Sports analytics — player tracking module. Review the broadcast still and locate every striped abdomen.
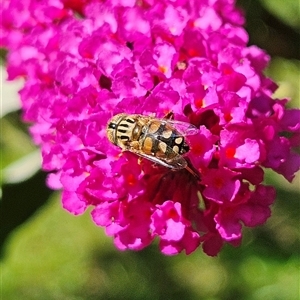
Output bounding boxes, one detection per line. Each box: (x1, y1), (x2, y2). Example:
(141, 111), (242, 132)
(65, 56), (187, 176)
(141, 120), (189, 159)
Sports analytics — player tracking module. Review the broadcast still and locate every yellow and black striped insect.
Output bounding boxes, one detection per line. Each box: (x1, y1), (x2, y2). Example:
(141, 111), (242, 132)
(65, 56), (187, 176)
(106, 113), (198, 173)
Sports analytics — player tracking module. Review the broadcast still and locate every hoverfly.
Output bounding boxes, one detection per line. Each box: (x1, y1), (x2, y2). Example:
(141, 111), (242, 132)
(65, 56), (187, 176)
(106, 113), (199, 177)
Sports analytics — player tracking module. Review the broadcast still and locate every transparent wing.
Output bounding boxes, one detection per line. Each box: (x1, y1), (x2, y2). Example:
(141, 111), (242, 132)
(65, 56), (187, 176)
(126, 148), (187, 170)
(154, 119), (198, 137)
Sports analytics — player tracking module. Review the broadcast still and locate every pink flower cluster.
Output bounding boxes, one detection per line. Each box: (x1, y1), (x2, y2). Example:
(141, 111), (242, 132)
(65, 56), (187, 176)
(1, 0), (299, 255)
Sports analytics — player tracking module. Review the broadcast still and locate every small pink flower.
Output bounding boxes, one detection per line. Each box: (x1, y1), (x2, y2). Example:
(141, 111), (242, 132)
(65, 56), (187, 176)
(202, 168), (241, 203)
(151, 201), (201, 255)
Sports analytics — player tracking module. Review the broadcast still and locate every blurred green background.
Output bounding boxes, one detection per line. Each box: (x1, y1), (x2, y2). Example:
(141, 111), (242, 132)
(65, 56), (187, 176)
(1, 0), (299, 299)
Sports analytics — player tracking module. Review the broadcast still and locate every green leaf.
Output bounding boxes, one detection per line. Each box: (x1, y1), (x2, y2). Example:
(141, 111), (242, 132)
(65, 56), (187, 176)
(266, 57), (300, 108)
(261, 0), (300, 31)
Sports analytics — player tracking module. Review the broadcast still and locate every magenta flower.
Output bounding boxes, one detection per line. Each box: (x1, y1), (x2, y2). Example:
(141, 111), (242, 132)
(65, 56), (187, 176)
(1, 0), (299, 256)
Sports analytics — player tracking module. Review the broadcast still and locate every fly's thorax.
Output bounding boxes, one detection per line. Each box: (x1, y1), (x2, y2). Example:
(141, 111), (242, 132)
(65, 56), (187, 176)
(107, 113), (126, 146)
(107, 114), (148, 150)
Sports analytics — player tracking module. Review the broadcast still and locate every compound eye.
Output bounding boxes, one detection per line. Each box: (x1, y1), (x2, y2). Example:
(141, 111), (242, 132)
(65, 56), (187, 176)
(108, 123), (116, 129)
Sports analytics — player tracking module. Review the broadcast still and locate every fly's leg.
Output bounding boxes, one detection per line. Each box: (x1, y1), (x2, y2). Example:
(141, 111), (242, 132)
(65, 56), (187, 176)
(163, 111), (174, 120)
